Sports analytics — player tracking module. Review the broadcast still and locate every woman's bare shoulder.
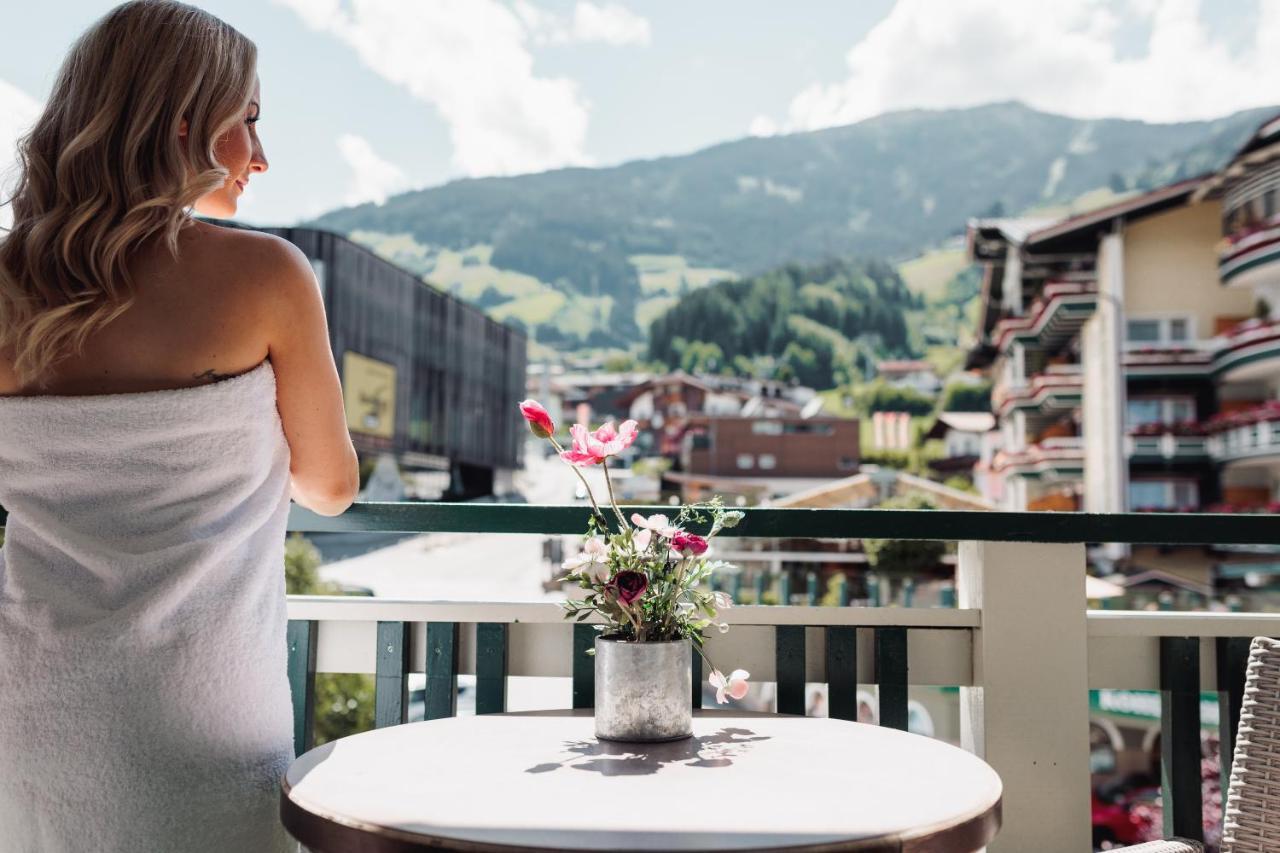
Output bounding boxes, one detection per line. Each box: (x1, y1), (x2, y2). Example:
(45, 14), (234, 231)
(184, 221), (313, 283)
(180, 222), (319, 316)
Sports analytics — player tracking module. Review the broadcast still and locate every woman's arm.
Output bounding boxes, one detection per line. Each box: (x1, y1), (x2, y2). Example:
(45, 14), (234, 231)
(261, 236), (359, 516)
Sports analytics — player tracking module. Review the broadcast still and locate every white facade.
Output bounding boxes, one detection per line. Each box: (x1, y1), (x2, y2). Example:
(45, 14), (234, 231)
(1082, 232), (1129, 516)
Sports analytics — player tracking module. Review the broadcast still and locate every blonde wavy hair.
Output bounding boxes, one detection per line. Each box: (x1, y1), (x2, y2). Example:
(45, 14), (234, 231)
(0, 0), (257, 387)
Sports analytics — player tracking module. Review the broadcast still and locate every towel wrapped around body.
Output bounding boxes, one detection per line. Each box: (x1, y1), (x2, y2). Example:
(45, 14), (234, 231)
(0, 360), (296, 853)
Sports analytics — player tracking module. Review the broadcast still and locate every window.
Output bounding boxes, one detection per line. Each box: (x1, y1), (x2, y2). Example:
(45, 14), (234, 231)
(755, 420), (834, 436)
(1126, 316), (1194, 346)
(757, 454), (777, 470)
(784, 423), (834, 436)
(1126, 320), (1161, 343)
(736, 454), (754, 470)
(1126, 399), (1162, 428)
(1172, 481), (1199, 507)
(1128, 479), (1199, 510)
(1126, 397), (1196, 429)
(1169, 398), (1195, 422)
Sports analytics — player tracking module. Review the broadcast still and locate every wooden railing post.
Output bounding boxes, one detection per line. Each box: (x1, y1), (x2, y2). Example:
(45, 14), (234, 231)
(958, 540), (1090, 852)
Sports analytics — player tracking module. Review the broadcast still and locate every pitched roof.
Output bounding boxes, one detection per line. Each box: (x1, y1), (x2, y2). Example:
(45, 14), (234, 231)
(1023, 176), (1206, 250)
(771, 470), (993, 511)
(877, 359), (935, 374)
(1192, 112), (1280, 202)
(924, 411), (996, 440)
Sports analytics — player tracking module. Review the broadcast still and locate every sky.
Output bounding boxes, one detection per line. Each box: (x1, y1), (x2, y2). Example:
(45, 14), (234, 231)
(1, 0), (1278, 226)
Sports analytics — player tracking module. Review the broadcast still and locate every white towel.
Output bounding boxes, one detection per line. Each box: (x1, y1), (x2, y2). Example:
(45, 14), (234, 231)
(0, 360), (296, 853)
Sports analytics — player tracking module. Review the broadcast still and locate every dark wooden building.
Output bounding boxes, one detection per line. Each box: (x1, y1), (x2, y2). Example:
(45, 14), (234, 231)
(265, 228), (527, 498)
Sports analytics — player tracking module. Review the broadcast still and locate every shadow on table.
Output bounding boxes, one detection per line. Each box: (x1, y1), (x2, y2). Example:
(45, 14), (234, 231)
(524, 727), (770, 776)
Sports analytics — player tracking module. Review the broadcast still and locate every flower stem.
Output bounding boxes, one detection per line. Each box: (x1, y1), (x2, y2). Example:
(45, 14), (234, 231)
(548, 435), (608, 529)
(693, 639), (719, 681)
(601, 460), (631, 530)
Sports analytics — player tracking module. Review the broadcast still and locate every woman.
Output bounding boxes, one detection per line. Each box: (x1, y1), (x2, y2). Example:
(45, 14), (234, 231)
(0, 2), (358, 850)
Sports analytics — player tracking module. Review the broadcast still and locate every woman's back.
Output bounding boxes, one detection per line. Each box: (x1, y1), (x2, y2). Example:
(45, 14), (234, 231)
(0, 4), (358, 849)
(2, 223), (283, 397)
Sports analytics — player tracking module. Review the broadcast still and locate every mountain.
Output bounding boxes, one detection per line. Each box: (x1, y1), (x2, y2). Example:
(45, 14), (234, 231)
(310, 101), (1275, 347)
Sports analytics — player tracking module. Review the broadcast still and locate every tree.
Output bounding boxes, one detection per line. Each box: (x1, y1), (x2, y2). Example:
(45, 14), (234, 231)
(853, 381), (935, 416)
(978, 200), (1005, 218)
(647, 258), (922, 389)
(603, 352), (637, 372)
(679, 340), (724, 374)
(938, 380), (992, 412)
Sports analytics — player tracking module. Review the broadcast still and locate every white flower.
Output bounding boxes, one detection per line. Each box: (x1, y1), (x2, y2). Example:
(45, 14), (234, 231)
(713, 591), (734, 610)
(562, 537), (609, 582)
(632, 528), (653, 552)
(631, 512), (681, 539)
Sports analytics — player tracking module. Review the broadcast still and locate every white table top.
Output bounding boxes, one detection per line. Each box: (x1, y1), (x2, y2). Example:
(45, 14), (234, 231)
(282, 710), (1002, 853)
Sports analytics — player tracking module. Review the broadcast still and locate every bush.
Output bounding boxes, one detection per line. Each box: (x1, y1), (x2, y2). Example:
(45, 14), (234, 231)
(943, 475), (976, 494)
(285, 533), (342, 596)
(862, 494), (947, 575)
(314, 673), (375, 746)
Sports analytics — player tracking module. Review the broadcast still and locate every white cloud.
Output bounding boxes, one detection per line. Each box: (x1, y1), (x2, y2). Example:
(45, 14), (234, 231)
(570, 2), (650, 46)
(761, 0), (1280, 134)
(337, 133), (407, 206)
(0, 79), (41, 228)
(514, 0), (650, 46)
(274, 0), (592, 177)
(748, 115), (779, 138)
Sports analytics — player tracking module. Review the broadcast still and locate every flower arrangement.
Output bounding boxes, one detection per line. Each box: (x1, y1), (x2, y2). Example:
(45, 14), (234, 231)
(1127, 420), (1207, 437)
(519, 400), (750, 704)
(1205, 400), (1280, 433)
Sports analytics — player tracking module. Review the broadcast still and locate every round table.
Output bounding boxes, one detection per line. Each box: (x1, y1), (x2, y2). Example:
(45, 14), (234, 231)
(281, 710), (1002, 853)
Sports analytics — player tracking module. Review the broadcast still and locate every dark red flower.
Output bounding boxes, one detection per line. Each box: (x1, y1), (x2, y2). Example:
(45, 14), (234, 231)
(613, 570), (648, 605)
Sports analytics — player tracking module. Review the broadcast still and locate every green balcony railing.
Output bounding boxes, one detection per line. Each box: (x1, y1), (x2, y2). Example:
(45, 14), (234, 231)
(280, 502), (1280, 852)
(5, 502), (1279, 852)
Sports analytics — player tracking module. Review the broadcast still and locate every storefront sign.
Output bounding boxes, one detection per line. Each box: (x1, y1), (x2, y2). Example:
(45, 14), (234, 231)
(1092, 689), (1219, 728)
(343, 351), (397, 438)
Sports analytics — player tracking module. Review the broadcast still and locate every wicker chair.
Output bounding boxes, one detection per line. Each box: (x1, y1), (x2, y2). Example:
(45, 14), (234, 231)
(1115, 636), (1280, 853)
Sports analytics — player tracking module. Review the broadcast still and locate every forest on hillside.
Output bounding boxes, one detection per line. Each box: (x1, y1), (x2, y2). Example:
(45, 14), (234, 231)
(647, 258), (921, 389)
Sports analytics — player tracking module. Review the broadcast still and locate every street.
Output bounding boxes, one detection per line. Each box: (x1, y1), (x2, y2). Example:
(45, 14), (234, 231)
(317, 440), (611, 601)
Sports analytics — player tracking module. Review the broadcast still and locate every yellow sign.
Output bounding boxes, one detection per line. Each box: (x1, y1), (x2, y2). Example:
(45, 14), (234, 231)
(343, 352), (396, 438)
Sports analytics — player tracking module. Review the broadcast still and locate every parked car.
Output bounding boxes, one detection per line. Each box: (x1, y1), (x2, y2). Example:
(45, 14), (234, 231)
(1091, 778), (1158, 849)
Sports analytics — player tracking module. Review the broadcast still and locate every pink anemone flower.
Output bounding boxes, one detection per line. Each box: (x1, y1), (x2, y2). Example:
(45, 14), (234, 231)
(559, 420), (639, 466)
(631, 513), (680, 539)
(709, 669), (750, 704)
(518, 400), (555, 439)
(561, 538), (609, 583)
